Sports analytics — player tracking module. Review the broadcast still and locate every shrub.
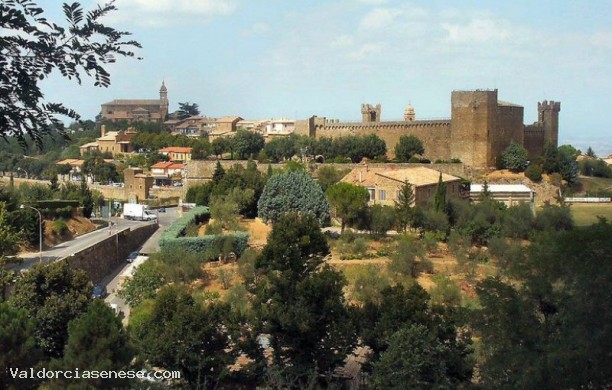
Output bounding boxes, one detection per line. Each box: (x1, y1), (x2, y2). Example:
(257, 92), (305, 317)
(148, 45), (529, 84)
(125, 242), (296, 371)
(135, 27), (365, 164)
(525, 164), (543, 182)
(51, 219), (68, 235)
(369, 204), (396, 237)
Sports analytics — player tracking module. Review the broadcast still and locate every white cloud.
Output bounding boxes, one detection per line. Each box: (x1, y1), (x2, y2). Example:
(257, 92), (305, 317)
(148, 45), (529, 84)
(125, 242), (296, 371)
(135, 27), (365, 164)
(330, 34), (354, 48)
(360, 7), (403, 30)
(351, 42), (386, 59)
(590, 31), (612, 48)
(108, 0), (236, 26)
(442, 18), (513, 44)
(242, 22), (271, 36)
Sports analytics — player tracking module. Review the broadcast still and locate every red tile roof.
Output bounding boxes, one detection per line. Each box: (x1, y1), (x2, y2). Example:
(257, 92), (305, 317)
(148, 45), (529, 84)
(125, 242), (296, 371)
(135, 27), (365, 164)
(158, 147), (192, 153)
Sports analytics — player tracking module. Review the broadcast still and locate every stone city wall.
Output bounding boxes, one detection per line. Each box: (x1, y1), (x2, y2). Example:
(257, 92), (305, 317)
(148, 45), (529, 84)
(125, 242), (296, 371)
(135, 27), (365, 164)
(64, 223), (158, 284)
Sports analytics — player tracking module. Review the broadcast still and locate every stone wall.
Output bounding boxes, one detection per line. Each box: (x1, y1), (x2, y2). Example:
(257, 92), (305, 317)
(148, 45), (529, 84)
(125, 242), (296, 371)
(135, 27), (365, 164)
(492, 105), (525, 162)
(524, 125), (546, 159)
(315, 120), (452, 160)
(64, 223), (158, 284)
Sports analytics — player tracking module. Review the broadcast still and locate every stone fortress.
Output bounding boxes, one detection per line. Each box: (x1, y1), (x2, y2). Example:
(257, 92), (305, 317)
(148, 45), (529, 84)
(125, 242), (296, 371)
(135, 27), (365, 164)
(294, 89), (560, 168)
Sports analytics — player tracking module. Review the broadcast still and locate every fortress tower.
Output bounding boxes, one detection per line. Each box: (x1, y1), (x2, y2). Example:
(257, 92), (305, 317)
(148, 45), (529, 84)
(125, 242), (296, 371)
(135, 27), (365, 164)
(538, 100), (560, 147)
(361, 103), (381, 123)
(450, 90), (499, 167)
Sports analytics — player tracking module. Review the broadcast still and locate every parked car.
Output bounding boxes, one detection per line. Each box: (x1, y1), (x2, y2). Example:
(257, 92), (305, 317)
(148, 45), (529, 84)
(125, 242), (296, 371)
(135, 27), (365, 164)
(158, 207), (166, 213)
(127, 251), (139, 263)
(92, 284), (107, 299)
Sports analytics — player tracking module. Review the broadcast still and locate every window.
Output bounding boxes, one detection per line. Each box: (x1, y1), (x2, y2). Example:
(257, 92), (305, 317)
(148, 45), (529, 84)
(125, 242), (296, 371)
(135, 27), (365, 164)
(368, 188), (375, 201)
(379, 190), (386, 201)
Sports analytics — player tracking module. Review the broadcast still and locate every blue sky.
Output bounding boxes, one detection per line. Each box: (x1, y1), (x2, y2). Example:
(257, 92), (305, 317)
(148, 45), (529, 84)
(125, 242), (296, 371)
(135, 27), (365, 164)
(41, 0), (612, 154)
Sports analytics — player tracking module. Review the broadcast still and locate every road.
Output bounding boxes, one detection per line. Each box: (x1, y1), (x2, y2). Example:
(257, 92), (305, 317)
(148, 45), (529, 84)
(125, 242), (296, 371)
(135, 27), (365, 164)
(102, 207), (181, 324)
(14, 217), (151, 272)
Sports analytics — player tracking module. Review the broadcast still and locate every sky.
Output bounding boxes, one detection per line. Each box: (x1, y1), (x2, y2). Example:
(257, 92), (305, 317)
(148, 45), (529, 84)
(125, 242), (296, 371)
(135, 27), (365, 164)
(41, 0), (612, 155)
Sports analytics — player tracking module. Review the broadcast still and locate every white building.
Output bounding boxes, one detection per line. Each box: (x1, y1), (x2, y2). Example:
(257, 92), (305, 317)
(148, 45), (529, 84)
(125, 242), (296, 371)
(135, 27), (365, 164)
(470, 184), (535, 208)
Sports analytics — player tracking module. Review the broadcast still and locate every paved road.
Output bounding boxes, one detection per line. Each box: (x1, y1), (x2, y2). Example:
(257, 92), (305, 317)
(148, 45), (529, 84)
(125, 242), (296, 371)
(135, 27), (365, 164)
(14, 217), (151, 272)
(102, 207), (181, 324)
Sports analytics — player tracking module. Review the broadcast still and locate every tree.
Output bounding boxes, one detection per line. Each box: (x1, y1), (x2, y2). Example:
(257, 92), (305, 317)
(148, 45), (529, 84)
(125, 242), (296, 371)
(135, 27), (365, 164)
(433, 172), (447, 212)
(388, 236), (429, 279)
(586, 146), (596, 157)
(371, 324), (458, 390)
(263, 136), (297, 162)
(557, 148), (579, 184)
(524, 163), (543, 182)
(251, 214), (355, 385)
(0, 302), (44, 389)
(258, 170), (330, 225)
(326, 182), (369, 233)
(394, 135), (425, 162)
(500, 141), (529, 172)
(542, 143), (559, 173)
(369, 204), (396, 237)
(395, 180), (415, 232)
(211, 137), (230, 159)
(232, 129), (265, 160)
(0, 2), (140, 146)
(50, 299), (133, 389)
(316, 166), (349, 192)
(118, 259), (165, 306)
(131, 285), (232, 388)
(9, 261), (92, 357)
(80, 179), (94, 218)
(212, 160), (225, 183)
(176, 102), (200, 120)
(0, 202), (24, 295)
(473, 220), (612, 389)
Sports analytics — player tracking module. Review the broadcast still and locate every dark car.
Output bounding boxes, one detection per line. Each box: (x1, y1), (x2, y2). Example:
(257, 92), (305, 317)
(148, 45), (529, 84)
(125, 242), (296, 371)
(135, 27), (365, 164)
(92, 284), (107, 299)
(158, 207), (166, 213)
(127, 251), (139, 263)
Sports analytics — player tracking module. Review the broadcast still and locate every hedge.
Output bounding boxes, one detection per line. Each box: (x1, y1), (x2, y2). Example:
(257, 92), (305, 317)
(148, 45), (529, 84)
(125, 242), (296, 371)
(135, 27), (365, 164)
(35, 200), (80, 209)
(159, 206), (249, 258)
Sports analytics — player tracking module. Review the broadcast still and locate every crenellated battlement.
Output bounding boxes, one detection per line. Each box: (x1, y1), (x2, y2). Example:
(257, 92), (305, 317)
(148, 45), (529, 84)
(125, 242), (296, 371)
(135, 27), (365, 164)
(538, 100), (561, 112)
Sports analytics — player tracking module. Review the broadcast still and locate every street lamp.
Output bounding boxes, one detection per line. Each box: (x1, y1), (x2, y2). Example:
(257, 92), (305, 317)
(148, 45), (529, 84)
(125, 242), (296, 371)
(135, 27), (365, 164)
(20, 205), (43, 263)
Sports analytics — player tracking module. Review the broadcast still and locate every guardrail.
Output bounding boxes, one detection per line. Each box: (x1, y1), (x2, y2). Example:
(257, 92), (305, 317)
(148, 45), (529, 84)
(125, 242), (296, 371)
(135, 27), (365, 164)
(565, 197), (611, 203)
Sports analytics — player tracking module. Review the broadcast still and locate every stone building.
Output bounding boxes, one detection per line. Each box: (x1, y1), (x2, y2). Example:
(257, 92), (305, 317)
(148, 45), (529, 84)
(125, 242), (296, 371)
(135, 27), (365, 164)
(124, 167), (154, 203)
(100, 82), (169, 123)
(96, 126), (136, 156)
(295, 89), (559, 168)
(341, 165), (463, 207)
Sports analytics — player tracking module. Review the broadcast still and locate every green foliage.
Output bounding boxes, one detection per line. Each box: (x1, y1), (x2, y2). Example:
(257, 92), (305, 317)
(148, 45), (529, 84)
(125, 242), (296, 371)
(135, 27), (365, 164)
(159, 206), (249, 258)
(542, 143), (560, 173)
(0, 1), (140, 144)
(534, 203), (574, 232)
(474, 220), (612, 389)
(232, 129), (265, 160)
(176, 102), (200, 119)
(51, 219), (68, 235)
(130, 285), (232, 388)
(316, 165), (350, 192)
(524, 163), (543, 181)
(212, 160), (225, 183)
(369, 204), (396, 237)
(9, 262), (92, 357)
(217, 269), (234, 290)
(394, 135), (425, 162)
(429, 275), (462, 307)
(263, 135), (298, 162)
(394, 180), (415, 232)
(351, 265), (390, 304)
(118, 260), (165, 307)
(500, 141), (529, 172)
(258, 170), (330, 225)
(251, 213), (355, 384)
(356, 284), (473, 387)
(0, 302), (43, 389)
(50, 299), (133, 389)
(422, 208), (450, 237)
(433, 173), (447, 212)
(579, 158), (612, 178)
(389, 236), (430, 279)
(80, 179), (94, 218)
(326, 182), (369, 233)
(502, 202), (534, 239)
(371, 324), (460, 389)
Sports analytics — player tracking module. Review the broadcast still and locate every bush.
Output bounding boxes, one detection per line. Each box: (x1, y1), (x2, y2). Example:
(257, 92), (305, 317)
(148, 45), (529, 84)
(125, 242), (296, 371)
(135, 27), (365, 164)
(159, 206), (249, 259)
(525, 164), (543, 182)
(369, 205), (396, 237)
(51, 219), (68, 235)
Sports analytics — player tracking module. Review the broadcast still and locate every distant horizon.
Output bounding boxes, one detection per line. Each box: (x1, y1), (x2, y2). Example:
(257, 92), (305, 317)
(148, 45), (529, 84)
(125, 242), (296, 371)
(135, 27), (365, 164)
(38, 0), (610, 155)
